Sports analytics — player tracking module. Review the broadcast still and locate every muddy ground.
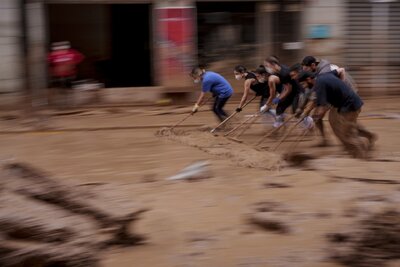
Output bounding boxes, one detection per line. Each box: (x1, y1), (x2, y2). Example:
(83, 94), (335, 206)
(0, 97), (399, 267)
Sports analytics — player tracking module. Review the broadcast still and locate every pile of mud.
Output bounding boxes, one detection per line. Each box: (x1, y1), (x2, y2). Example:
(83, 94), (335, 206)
(327, 209), (400, 267)
(0, 163), (147, 267)
(247, 201), (292, 234)
(159, 129), (283, 170)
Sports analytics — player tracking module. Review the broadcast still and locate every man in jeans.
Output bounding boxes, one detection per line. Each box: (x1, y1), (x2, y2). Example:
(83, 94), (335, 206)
(297, 70), (377, 159)
(190, 67), (233, 122)
(263, 57), (300, 128)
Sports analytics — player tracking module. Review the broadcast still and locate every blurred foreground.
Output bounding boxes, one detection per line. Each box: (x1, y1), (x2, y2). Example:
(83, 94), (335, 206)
(0, 97), (399, 267)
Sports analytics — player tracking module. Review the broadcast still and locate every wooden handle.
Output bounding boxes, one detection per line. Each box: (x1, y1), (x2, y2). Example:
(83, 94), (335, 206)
(210, 95), (257, 133)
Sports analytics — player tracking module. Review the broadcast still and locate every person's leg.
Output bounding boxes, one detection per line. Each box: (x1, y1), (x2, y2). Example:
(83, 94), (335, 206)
(314, 118), (329, 146)
(353, 109), (377, 149)
(218, 96), (229, 118)
(213, 96), (229, 122)
(275, 96), (293, 127)
(329, 108), (367, 158)
(212, 97), (221, 121)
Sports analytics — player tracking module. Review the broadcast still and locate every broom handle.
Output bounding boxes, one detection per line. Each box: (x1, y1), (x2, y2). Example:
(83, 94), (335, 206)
(235, 112), (260, 138)
(170, 96), (212, 130)
(254, 114), (295, 146)
(210, 95), (257, 133)
(224, 111), (259, 137)
(285, 128), (310, 154)
(272, 117), (305, 151)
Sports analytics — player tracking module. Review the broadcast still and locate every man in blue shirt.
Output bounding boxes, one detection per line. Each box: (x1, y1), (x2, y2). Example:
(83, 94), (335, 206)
(298, 70), (376, 158)
(190, 67), (234, 122)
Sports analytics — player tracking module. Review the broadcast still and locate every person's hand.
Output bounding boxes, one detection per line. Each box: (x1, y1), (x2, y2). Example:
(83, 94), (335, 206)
(311, 114), (321, 122)
(235, 107), (242, 113)
(302, 116), (315, 129)
(260, 104), (269, 113)
(192, 103), (199, 113)
(272, 98), (280, 105)
(295, 108), (303, 118)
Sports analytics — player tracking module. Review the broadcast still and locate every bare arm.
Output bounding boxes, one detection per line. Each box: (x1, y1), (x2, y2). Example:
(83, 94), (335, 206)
(302, 100), (316, 117)
(335, 67), (346, 81)
(277, 83), (292, 101)
(238, 79), (254, 108)
(267, 75), (279, 106)
(313, 105), (330, 120)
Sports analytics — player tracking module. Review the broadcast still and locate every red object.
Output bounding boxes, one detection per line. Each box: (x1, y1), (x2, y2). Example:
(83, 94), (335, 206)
(155, 7), (195, 85)
(48, 49), (84, 78)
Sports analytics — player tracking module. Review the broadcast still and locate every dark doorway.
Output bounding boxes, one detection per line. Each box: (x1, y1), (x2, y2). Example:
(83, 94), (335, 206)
(196, 2), (256, 67)
(47, 4), (152, 87)
(110, 4), (151, 87)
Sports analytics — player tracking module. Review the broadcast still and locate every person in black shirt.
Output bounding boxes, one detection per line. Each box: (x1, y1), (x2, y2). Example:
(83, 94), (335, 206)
(234, 65), (273, 112)
(298, 70), (377, 158)
(264, 56), (301, 128)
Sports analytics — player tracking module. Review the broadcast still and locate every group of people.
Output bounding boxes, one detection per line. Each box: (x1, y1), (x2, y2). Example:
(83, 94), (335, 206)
(190, 56), (377, 159)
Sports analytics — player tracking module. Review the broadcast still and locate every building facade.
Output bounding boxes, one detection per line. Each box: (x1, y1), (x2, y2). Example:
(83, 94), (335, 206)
(0, 0), (399, 101)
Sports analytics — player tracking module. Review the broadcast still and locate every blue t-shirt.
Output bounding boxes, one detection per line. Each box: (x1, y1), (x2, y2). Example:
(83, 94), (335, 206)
(201, 71), (233, 98)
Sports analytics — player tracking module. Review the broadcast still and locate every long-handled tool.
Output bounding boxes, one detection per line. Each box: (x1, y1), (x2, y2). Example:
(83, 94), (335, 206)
(157, 97), (212, 136)
(210, 95), (257, 134)
(282, 126), (316, 166)
(253, 114), (295, 146)
(168, 112), (193, 131)
(169, 96), (212, 131)
(285, 127), (310, 154)
(271, 117), (305, 151)
(224, 111), (260, 137)
(225, 113), (260, 143)
(235, 108), (277, 139)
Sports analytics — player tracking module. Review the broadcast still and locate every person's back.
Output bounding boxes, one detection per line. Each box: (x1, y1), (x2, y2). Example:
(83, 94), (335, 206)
(315, 71), (363, 113)
(48, 42), (84, 78)
(245, 72), (269, 97)
(279, 65), (301, 93)
(202, 71), (233, 98)
(191, 67), (233, 123)
(315, 59), (332, 75)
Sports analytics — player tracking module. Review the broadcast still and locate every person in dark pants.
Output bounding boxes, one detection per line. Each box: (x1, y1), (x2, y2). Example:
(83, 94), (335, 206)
(301, 55), (361, 146)
(264, 56), (300, 128)
(297, 70), (377, 159)
(190, 67), (233, 122)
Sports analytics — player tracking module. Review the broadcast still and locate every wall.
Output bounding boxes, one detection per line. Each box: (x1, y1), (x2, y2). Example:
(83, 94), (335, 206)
(0, 0), (24, 93)
(302, 0), (346, 66)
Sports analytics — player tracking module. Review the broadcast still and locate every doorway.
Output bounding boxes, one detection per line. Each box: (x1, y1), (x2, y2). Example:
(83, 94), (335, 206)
(47, 4), (152, 87)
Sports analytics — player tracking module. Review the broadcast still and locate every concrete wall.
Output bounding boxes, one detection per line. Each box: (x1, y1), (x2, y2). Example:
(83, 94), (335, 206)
(0, 0), (24, 93)
(302, 0), (346, 66)
(26, 2), (47, 103)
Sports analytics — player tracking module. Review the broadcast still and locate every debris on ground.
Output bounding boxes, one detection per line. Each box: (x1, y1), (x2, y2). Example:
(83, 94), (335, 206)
(0, 163), (147, 267)
(327, 209), (400, 267)
(247, 202), (291, 234)
(283, 151), (316, 167)
(167, 161), (212, 181)
(160, 130), (283, 170)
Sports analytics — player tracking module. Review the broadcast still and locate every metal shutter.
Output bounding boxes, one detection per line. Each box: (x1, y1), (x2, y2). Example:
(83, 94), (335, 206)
(345, 0), (400, 95)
